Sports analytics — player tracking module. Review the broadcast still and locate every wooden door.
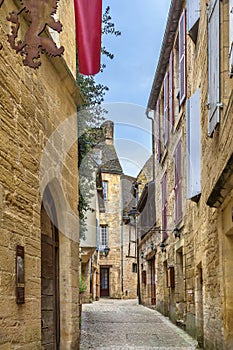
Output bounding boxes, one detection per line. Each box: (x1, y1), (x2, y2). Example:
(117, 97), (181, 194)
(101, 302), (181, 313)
(100, 268), (109, 297)
(151, 257), (156, 305)
(41, 204), (60, 349)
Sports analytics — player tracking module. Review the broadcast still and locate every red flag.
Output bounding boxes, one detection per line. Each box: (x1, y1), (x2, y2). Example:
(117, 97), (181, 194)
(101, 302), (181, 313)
(74, 0), (102, 75)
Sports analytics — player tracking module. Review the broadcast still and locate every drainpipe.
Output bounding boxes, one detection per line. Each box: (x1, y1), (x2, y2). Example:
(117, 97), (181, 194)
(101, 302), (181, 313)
(145, 108), (155, 181)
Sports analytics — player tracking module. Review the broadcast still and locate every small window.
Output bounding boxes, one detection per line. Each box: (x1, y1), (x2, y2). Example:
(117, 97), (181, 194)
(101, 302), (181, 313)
(103, 181), (108, 202)
(132, 263), (137, 273)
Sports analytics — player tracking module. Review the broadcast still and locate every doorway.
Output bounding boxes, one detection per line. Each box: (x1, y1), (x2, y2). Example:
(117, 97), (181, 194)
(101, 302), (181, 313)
(150, 257), (156, 305)
(41, 188), (60, 349)
(100, 267), (110, 297)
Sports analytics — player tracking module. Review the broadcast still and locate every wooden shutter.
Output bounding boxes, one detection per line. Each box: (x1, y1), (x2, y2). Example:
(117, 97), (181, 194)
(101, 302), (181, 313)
(161, 173), (168, 240)
(187, 0), (200, 42)
(164, 72), (169, 145)
(230, 0), (233, 77)
(157, 100), (161, 162)
(208, 0), (220, 136)
(167, 267), (175, 288)
(174, 141), (182, 223)
(186, 90), (201, 200)
(179, 9), (186, 105)
(169, 51), (174, 130)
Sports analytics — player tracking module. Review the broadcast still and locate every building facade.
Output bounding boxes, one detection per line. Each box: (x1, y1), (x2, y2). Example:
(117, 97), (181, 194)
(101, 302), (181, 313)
(145, 0), (233, 349)
(0, 1), (82, 349)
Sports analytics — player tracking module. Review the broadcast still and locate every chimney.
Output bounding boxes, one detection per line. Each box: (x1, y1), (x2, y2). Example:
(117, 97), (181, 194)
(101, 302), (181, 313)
(102, 120), (114, 145)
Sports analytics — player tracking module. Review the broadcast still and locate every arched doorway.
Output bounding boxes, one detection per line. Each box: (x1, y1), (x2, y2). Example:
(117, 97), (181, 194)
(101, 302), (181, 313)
(41, 187), (60, 349)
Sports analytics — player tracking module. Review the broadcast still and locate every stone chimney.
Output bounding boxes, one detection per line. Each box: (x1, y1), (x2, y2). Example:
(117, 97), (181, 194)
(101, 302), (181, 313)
(102, 120), (114, 145)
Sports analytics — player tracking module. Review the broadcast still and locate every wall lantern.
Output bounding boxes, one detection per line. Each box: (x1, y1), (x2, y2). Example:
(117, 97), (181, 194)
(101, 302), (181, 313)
(160, 242), (167, 253)
(140, 251), (144, 259)
(173, 227), (180, 238)
(104, 246), (110, 257)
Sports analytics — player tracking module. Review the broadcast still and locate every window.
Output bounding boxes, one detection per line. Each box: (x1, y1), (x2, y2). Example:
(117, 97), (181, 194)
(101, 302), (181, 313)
(207, 0), (220, 136)
(156, 100), (161, 162)
(103, 181), (108, 202)
(164, 72), (169, 146)
(229, 0), (233, 77)
(174, 141), (182, 223)
(187, 0), (200, 43)
(132, 263), (137, 273)
(169, 51), (175, 130)
(186, 89), (201, 200)
(100, 225), (108, 251)
(179, 9), (186, 105)
(161, 172), (168, 240)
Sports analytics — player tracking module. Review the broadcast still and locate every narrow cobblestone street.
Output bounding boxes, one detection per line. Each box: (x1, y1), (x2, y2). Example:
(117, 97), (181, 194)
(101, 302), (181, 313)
(80, 299), (199, 349)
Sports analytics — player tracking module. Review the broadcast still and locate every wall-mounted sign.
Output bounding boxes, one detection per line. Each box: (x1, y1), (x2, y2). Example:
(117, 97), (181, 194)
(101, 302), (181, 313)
(0, 0), (64, 68)
(16, 245), (25, 304)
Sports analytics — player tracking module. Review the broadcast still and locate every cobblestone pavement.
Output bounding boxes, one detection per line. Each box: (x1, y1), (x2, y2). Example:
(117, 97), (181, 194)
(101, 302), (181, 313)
(80, 299), (200, 350)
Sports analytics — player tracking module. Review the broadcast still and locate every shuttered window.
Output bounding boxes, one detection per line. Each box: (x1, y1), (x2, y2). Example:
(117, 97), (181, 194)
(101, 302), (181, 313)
(229, 0), (233, 77)
(208, 0), (220, 136)
(186, 89), (201, 200)
(103, 181), (108, 201)
(187, 0), (200, 42)
(164, 72), (169, 145)
(157, 100), (161, 162)
(179, 9), (186, 105)
(161, 173), (168, 240)
(174, 141), (182, 223)
(169, 51), (174, 130)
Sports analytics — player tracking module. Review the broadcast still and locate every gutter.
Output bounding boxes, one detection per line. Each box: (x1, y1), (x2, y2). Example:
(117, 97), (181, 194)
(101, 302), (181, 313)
(147, 0), (184, 110)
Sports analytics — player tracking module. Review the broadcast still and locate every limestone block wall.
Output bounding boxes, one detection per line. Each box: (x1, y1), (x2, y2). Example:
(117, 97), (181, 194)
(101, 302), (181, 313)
(122, 224), (137, 299)
(99, 173), (122, 298)
(0, 1), (81, 348)
(149, 1), (233, 349)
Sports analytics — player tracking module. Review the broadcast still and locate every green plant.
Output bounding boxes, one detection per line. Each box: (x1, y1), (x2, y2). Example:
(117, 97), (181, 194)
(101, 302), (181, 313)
(79, 277), (87, 294)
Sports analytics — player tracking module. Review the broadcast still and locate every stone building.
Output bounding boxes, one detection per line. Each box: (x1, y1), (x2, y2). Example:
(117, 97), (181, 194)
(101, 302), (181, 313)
(0, 1), (82, 349)
(145, 0), (233, 349)
(96, 121), (137, 299)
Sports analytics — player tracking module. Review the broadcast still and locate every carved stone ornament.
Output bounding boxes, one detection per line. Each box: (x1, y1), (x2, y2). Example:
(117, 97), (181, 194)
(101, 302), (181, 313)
(0, 0), (64, 68)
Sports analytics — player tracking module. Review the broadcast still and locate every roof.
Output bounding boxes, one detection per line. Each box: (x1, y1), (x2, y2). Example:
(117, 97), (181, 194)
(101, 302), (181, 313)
(121, 175), (136, 214)
(97, 142), (123, 174)
(147, 0), (184, 110)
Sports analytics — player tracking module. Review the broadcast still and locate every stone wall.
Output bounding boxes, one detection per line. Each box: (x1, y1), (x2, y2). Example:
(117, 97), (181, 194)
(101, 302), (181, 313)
(146, 0), (233, 349)
(0, 1), (82, 348)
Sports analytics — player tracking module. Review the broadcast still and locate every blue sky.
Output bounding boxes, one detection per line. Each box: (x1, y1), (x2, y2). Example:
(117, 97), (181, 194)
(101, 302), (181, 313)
(95, 0), (171, 176)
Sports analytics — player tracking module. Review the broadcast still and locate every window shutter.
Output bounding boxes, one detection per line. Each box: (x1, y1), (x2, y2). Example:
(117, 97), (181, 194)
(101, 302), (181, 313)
(96, 219), (99, 250)
(169, 51), (174, 130)
(174, 141), (182, 223)
(186, 89), (201, 200)
(187, 0), (200, 42)
(161, 173), (168, 240)
(229, 0), (233, 77)
(179, 9), (186, 105)
(157, 100), (161, 162)
(208, 0), (220, 136)
(164, 72), (169, 145)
